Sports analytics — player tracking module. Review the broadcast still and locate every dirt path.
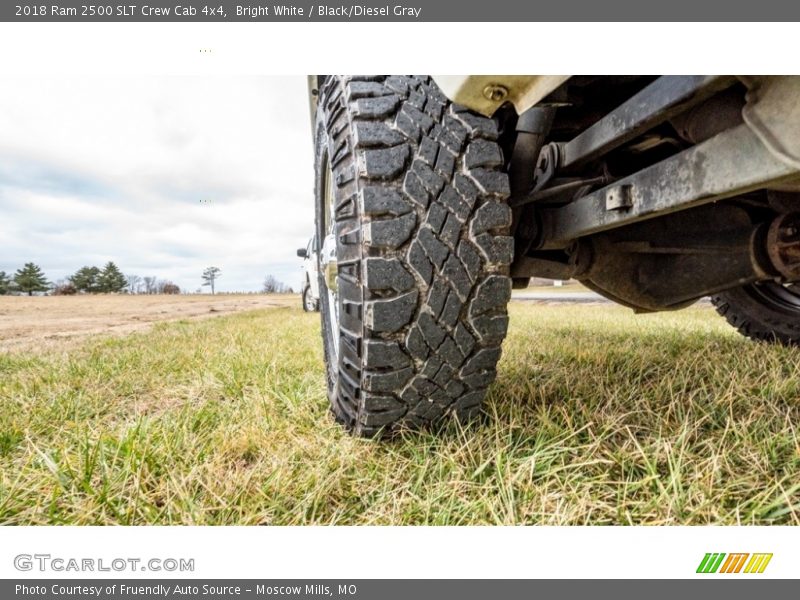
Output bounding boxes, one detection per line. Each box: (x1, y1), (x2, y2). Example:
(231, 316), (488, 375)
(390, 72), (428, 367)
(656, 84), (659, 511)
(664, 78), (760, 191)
(0, 294), (296, 352)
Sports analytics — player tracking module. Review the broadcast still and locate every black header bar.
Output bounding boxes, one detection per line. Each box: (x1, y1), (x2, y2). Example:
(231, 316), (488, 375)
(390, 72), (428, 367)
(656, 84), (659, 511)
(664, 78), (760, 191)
(4, 0), (800, 21)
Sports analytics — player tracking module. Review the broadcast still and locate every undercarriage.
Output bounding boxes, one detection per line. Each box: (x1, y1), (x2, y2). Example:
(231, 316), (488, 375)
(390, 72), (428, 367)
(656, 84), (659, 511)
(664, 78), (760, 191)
(472, 75), (800, 314)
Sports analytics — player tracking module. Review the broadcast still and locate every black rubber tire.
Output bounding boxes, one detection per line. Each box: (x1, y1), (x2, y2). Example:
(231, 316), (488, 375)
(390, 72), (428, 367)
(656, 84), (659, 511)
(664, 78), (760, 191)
(302, 284), (318, 313)
(712, 283), (800, 345)
(314, 75), (513, 437)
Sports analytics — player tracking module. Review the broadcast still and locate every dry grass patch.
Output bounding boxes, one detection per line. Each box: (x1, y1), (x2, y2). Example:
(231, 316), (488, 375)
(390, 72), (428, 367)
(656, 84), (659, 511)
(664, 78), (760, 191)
(1, 303), (798, 524)
(0, 294), (294, 352)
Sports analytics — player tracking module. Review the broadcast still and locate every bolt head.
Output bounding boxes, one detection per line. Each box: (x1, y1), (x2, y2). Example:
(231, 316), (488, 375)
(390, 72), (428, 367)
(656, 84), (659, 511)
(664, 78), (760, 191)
(483, 84), (509, 103)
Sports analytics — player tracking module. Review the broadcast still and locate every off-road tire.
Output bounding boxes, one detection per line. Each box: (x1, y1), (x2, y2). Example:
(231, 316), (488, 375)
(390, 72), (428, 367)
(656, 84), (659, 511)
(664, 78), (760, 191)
(302, 284), (318, 312)
(314, 75), (513, 437)
(712, 283), (800, 345)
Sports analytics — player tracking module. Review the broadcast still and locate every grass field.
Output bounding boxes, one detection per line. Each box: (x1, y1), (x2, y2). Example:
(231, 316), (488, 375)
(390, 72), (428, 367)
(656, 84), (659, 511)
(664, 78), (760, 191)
(1, 299), (799, 525)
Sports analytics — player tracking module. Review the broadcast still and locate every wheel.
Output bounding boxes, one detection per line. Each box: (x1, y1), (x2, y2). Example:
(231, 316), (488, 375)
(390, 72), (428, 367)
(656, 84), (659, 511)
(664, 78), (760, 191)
(712, 282), (800, 344)
(314, 75), (514, 437)
(302, 284), (319, 312)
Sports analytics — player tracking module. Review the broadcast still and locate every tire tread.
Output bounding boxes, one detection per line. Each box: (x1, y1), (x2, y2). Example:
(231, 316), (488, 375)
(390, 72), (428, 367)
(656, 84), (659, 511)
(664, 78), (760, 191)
(317, 75), (512, 436)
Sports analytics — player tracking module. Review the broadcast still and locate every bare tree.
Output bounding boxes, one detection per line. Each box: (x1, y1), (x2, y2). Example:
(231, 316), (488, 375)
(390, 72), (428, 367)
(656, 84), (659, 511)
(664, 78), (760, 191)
(262, 274), (278, 293)
(126, 274), (142, 294)
(263, 274), (290, 293)
(202, 266), (221, 294)
(143, 276), (157, 295)
(158, 280), (180, 295)
(52, 280), (77, 295)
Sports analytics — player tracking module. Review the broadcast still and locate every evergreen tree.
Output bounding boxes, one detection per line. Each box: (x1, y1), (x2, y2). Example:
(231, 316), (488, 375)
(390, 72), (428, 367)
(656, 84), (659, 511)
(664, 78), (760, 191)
(98, 261), (127, 293)
(0, 271), (10, 295)
(70, 266), (101, 293)
(13, 262), (50, 296)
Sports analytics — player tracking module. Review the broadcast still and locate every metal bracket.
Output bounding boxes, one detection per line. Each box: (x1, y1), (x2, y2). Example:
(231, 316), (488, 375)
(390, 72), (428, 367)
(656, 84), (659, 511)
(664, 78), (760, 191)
(605, 185), (633, 211)
(539, 125), (800, 249)
(531, 143), (560, 193)
(559, 75), (736, 169)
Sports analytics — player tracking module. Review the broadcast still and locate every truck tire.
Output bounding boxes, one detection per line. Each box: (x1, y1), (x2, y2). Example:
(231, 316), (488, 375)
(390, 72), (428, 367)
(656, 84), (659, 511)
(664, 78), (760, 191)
(313, 75), (513, 437)
(302, 284), (318, 312)
(712, 282), (800, 345)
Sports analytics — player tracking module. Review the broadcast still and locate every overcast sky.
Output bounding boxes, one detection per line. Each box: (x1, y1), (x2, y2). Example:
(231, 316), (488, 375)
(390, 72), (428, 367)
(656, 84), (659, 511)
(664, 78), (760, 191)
(0, 76), (315, 293)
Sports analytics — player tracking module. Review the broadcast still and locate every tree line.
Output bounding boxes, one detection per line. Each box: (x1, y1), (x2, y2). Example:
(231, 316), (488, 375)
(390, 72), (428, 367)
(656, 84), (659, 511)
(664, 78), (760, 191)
(0, 262), (181, 296)
(0, 262), (296, 296)
(201, 267), (294, 294)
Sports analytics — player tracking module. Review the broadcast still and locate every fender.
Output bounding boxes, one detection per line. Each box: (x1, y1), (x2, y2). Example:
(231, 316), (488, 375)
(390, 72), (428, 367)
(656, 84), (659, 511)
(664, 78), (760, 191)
(432, 75), (570, 116)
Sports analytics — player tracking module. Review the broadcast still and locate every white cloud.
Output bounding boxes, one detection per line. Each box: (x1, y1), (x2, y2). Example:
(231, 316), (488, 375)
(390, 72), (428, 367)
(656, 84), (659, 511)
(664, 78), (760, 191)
(0, 75), (316, 292)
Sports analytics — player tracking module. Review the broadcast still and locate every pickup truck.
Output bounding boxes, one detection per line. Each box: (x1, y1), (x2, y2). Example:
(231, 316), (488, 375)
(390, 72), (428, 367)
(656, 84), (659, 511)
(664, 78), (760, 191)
(297, 235), (320, 312)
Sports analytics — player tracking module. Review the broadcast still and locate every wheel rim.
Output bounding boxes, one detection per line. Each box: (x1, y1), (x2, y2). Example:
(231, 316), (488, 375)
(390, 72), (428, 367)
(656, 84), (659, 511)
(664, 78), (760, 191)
(748, 281), (800, 313)
(304, 288), (316, 311)
(320, 157), (339, 360)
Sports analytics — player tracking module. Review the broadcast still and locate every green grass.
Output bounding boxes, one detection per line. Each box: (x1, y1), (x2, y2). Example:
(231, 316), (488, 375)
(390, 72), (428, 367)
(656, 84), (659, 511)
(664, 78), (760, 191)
(1, 303), (799, 525)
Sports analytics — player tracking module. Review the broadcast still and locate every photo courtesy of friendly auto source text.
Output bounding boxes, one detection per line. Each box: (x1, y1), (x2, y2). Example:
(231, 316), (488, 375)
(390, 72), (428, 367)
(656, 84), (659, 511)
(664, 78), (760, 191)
(0, 0), (799, 595)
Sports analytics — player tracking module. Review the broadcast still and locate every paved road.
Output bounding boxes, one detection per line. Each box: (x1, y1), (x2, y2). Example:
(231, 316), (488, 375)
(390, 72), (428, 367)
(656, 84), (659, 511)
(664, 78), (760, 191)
(512, 291), (713, 305)
(512, 291), (610, 303)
